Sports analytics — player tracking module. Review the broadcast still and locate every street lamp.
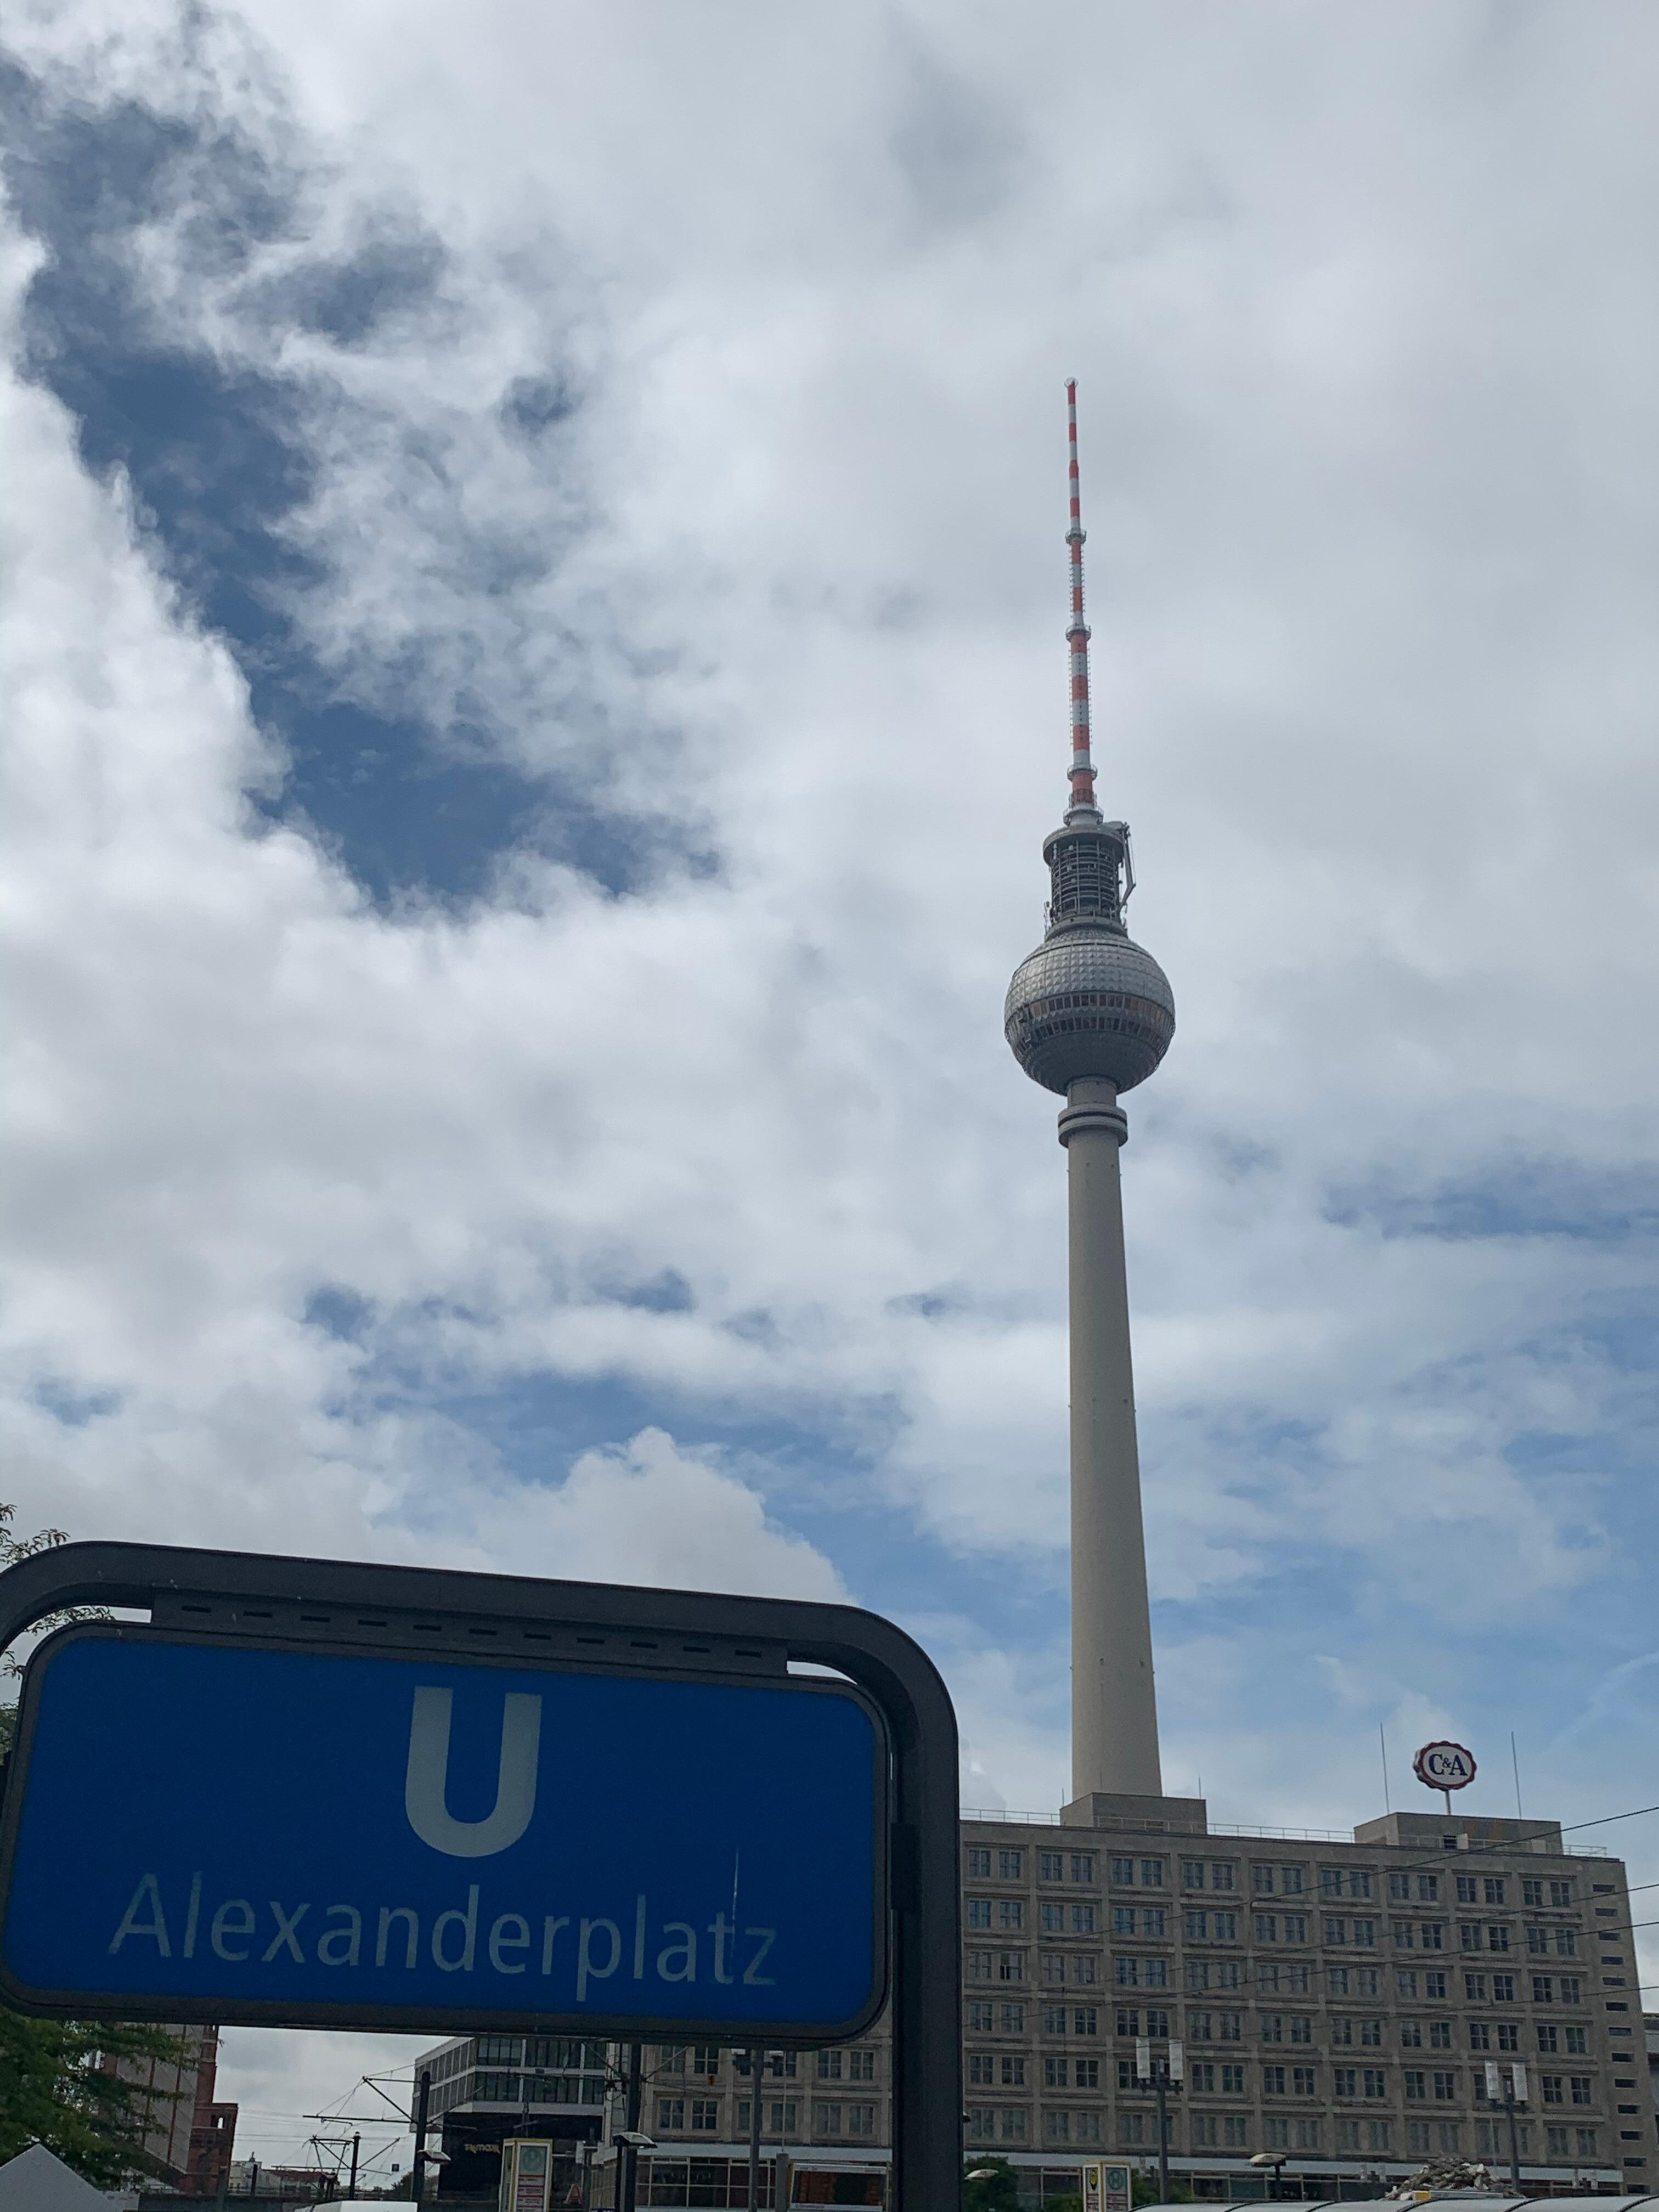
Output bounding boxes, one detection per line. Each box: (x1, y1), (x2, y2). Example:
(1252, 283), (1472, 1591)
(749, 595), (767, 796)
(1135, 2037), (1183, 2203)
(1248, 2150), (1289, 2203)
(1485, 2061), (1528, 2191)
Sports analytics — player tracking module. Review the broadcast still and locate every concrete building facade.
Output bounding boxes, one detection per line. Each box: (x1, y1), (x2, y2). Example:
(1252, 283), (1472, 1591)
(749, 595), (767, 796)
(607, 1804), (1652, 2205)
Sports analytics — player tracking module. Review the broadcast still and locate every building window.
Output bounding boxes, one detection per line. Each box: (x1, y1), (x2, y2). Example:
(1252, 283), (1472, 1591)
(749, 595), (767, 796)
(690, 2102), (718, 2132)
(1404, 2072), (1426, 2101)
(1192, 2116), (1219, 2147)
(1073, 1854), (1097, 1883)
(967, 2002), (993, 2034)
(967, 1848), (992, 1878)
(847, 2050), (874, 2082)
(999, 2109), (1026, 2142)
(1181, 1861), (1206, 1891)
(1073, 1956), (1100, 1987)
(1570, 2078), (1594, 2106)
(998, 1900), (1024, 1931)
(815, 2103), (842, 2135)
(1255, 1915), (1277, 1943)
(1263, 2067), (1286, 2096)
(1433, 2072), (1457, 2102)
(968, 2056), (995, 2087)
(1142, 1859), (1166, 1888)
(967, 1900), (992, 1929)
(1073, 2007), (1098, 2035)
(968, 1950), (993, 1982)
(1042, 1953), (1066, 1987)
(1542, 2076), (1565, 2105)
(657, 2100), (685, 2130)
(1551, 1881), (1573, 1906)
(966, 2107), (995, 2141)
(1222, 2063), (1245, 2094)
(1363, 2070), (1387, 2100)
(1041, 1904), (1064, 1933)
(1046, 2111), (1071, 2144)
(1000, 2004), (1024, 2035)
(1401, 2021), (1422, 2047)
(848, 2106), (874, 2136)
(999, 1850), (1023, 1881)
(1566, 2026), (1587, 2054)
(1223, 2117), (1250, 2148)
(1113, 1857), (1137, 1886)
(1334, 2068), (1357, 2098)
(1041, 1852), (1064, 1882)
(1001, 2057), (1025, 2087)
(1072, 1904), (1098, 1934)
(997, 1952), (1025, 1983)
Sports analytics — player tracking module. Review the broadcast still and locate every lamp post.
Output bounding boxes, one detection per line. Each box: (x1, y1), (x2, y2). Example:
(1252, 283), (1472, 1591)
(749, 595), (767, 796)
(1134, 2038), (1182, 2203)
(410, 2069), (432, 2203)
(1248, 2151), (1288, 2203)
(619, 2046), (644, 2212)
(1486, 2061), (1527, 2191)
(747, 2050), (764, 2210)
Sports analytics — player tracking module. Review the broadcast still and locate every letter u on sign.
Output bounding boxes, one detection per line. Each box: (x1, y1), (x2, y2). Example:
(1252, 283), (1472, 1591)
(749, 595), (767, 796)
(405, 1688), (541, 1858)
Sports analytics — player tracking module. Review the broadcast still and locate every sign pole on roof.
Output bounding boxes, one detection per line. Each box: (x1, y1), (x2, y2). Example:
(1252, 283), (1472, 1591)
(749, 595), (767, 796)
(0, 1542), (961, 2210)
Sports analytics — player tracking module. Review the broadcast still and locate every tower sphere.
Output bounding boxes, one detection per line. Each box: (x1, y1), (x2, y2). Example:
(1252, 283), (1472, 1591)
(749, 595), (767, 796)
(1004, 916), (1175, 1096)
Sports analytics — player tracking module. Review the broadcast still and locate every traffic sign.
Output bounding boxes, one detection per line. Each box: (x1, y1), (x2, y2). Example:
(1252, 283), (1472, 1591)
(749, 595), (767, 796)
(1, 1626), (884, 2038)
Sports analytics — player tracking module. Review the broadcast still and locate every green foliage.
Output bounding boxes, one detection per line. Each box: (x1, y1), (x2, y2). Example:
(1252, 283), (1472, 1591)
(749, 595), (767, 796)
(0, 2011), (189, 2186)
(1132, 2177), (1192, 2206)
(0, 1502), (161, 2187)
(0, 1502), (109, 1683)
(963, 2155), (1022, 2212)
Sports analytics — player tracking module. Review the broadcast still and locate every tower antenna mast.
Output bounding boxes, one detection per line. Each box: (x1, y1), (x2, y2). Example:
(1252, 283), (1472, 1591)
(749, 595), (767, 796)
(1064, 379), (1099, 822)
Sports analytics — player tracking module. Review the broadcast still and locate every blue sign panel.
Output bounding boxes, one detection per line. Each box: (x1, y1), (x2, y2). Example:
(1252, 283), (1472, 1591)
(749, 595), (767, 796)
(0, 1628), (886, 2038)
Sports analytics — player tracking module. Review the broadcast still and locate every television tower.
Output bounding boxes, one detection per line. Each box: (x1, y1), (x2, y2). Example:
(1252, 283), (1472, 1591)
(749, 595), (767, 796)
(1004, 381), (1175, 1802)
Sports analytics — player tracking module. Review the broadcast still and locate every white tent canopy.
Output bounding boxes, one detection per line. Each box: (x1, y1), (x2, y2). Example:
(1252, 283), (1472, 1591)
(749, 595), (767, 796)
(0, 2143), (119, 2209)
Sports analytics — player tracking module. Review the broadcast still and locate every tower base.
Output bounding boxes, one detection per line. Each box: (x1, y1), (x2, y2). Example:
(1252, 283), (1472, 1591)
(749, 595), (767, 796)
(1060, 1789), (1208, 1835)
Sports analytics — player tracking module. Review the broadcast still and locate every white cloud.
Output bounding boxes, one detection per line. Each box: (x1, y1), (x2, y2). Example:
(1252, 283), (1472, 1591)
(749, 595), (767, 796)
(5, 0), (1659, 2147)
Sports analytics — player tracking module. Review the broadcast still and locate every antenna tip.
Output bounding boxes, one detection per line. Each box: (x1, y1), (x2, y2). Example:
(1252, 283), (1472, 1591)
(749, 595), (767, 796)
(1065, 377), (1077, 397)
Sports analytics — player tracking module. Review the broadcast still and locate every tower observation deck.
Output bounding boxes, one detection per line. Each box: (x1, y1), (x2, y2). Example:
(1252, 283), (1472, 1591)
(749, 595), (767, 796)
(1004, 381), (1175, 1804)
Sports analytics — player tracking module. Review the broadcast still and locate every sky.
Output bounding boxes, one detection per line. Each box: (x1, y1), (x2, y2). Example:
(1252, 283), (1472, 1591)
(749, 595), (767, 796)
(2, 0), (1658, 2174)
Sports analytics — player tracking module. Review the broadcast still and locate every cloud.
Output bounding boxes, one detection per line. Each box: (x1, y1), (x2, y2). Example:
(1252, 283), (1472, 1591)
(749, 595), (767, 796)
(4, 0), (1659, 2148)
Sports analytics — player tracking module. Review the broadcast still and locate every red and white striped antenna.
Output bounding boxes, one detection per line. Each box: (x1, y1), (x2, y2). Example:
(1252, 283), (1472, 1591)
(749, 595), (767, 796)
(1064, 379), (1099, 820)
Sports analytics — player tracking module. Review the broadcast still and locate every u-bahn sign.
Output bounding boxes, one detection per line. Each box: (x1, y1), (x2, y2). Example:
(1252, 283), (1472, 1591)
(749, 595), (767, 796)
(4, 1628), (883, 2035)
(1413, 1740), (1476, 1792)
(0, 1543), (960, 2208)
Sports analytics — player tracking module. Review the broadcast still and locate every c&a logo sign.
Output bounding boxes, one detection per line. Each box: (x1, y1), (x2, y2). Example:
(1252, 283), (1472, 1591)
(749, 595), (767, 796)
(1413, 1740), (1476, 1791)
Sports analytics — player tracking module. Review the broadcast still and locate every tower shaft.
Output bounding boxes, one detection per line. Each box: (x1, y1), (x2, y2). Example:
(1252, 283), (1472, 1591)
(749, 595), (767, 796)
(1061, 1079), (1162, 1797)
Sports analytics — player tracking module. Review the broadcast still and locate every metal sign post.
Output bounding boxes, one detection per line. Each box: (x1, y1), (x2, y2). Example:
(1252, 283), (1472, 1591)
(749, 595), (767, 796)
(0, 1542), (960, 2210)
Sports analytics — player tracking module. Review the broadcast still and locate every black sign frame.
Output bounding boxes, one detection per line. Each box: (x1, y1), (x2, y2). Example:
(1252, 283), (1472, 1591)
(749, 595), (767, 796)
(0, 1542), (961, 2210)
